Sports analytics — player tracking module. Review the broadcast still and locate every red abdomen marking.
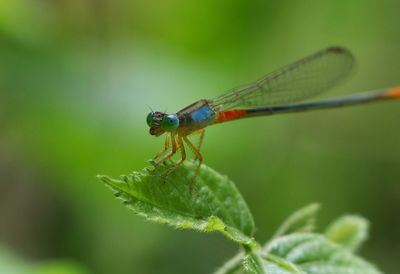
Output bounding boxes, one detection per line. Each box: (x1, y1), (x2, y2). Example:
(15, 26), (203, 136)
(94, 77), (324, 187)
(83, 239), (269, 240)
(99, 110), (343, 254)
(386, 87), (400, 98)
(214, 109), (248, 123)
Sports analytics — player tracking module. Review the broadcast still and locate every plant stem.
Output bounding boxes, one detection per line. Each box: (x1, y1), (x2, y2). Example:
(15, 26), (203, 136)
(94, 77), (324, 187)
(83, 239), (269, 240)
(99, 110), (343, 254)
(213, 252), (243, 274)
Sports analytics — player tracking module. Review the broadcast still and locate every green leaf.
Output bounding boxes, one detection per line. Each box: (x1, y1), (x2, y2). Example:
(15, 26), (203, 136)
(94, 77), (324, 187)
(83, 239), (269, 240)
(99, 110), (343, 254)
(98, 161), (256, 246)
(271, 203), (320, 239)
(216, 205), (383, 274)
(262, 253), (305, 274)
(325, 215), (369, 252)
(242, 252), (266, 274)
(264, 233), (383, 274)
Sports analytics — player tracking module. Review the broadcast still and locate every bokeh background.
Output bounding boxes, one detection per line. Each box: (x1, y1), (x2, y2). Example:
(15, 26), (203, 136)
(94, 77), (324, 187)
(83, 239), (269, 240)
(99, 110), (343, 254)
(0, 1), (399, 273)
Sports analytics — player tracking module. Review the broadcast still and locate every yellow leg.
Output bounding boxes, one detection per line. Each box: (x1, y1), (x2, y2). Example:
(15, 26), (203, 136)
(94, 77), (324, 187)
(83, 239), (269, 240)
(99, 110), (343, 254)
(176, 137), (186, 165)
(154, 133), (170, 160)
(157, 133), (179, 165)
(186, 129), (205, 160)
(196, 129), (205, 159)
(163, 136), (186, 177)
(183, 136), (203, 190)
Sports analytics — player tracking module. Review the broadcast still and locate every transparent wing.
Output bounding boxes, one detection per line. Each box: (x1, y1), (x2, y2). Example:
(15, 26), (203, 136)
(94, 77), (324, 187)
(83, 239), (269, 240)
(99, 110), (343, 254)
(209, 47), (355, 111)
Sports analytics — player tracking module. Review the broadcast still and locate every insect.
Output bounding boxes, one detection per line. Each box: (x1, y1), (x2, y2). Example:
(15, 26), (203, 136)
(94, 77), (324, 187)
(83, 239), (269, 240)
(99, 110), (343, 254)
(146, 46), (400, 185)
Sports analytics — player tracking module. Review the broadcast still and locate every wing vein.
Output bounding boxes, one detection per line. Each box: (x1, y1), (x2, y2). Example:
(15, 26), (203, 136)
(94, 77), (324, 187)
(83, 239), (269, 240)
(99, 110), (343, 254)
(210, 47), (355, 111)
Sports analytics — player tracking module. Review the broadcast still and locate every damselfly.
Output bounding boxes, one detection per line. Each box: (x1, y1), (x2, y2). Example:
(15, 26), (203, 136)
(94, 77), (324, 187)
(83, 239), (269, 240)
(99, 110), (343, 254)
(146, 47), (400, 184)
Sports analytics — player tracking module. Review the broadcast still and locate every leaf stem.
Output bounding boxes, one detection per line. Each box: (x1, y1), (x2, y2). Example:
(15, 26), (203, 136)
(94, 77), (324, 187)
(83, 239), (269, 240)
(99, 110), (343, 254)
(213, 251), (243, 274)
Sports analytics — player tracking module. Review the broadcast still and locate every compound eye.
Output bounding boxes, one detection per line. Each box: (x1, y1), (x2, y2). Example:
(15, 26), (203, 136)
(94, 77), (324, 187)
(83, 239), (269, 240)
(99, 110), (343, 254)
(146, 112), (154, 127)
(162, 114), (179, 131)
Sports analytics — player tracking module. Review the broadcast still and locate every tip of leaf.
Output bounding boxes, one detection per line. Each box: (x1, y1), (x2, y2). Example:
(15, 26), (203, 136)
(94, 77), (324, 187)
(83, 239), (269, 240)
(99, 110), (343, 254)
(270, 203), (321, 241)
(325, 214), (370, 252)
(96, 174), (115, 187)
(96, 174), (106, 181)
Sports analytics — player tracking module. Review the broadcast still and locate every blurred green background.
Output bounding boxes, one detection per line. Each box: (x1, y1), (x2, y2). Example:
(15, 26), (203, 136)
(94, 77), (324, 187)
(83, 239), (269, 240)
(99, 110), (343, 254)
(0, 1), (399, 273)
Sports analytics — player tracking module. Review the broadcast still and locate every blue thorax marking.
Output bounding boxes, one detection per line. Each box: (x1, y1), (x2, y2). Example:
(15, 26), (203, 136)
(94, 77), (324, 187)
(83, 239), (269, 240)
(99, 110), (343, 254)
(190, 104), (215, 125)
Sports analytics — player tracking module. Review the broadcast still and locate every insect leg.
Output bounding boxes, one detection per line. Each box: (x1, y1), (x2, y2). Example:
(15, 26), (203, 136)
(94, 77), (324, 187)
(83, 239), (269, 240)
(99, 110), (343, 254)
(196, 129), (205, 159)
(154, 132), (170, 160)
(183, 136), (203, 190)
(157, 133), (179, 165)
(163, 136), (186, 177)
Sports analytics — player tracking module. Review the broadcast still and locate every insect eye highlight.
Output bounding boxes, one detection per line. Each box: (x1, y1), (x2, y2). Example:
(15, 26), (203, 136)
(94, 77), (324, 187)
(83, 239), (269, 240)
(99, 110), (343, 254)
(162, 114), (179, 131)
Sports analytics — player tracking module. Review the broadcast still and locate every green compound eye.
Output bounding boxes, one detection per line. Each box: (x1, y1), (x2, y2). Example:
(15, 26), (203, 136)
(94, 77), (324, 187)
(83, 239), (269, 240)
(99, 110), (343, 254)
(146, 112), (154, 127)
(162, 114), (179, 131)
